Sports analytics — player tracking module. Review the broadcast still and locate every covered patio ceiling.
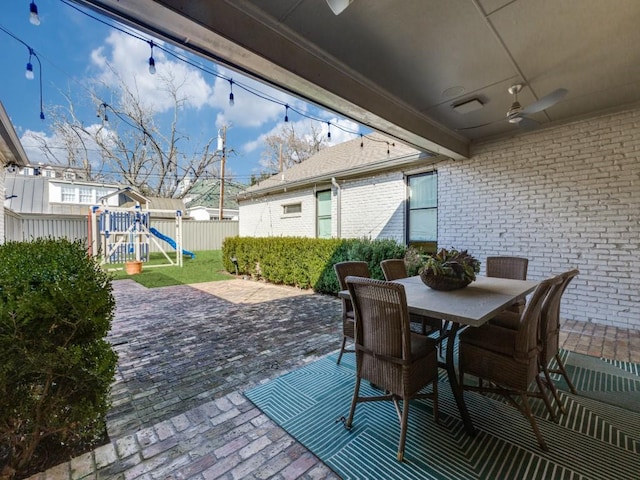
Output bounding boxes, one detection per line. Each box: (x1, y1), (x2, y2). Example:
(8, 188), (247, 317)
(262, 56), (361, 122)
(75, 0), (640, 160)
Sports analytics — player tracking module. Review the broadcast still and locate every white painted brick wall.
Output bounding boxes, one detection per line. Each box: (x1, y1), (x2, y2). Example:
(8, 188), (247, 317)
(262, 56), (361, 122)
(239, 188), (319, 237)
(339, 171), (406, 242)
(239, 171), (409, 241)
(438, 107), (640, 330)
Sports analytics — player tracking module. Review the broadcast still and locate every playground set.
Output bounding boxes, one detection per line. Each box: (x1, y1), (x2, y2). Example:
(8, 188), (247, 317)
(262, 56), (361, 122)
(88, 191), (194, 270)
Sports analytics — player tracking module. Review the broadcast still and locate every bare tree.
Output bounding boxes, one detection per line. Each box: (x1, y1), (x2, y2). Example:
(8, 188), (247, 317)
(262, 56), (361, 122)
(258, 123), (327, 176)
(32, 68), (221, 198)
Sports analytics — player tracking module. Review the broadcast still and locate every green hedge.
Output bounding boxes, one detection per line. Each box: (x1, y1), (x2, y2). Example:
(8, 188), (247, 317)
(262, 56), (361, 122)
(0, 239), (118, 476)
(222, 237), (406, 294)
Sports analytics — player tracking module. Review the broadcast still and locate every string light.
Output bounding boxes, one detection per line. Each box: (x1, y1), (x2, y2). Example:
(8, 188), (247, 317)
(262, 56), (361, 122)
(29, 1), (41, 26)
(148, 41), (156, 74)
(228, 79), (234, 106)
(25, 48), (35, 80)
(327, 122), (331, 139)
(360, 134), (363, 148)
(284, 105), (289, 123)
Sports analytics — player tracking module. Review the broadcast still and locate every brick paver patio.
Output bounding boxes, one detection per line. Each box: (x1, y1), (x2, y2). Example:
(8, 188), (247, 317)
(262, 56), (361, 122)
(27, 278), (640, 479)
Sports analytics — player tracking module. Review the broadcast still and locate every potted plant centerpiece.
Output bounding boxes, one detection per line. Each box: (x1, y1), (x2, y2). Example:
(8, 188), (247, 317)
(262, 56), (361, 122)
(418, 248), (480, 291)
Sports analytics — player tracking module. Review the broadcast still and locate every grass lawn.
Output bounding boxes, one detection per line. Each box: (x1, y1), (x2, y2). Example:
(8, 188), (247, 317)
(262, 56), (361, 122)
(108, 250), (234, 288)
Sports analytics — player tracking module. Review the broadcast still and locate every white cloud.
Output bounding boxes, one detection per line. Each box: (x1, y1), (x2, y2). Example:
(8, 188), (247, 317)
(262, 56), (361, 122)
(90, 31), (212, 112)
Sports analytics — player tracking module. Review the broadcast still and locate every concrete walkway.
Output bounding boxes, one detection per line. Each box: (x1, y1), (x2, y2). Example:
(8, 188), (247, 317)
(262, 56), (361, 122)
(27, 278), (639, 479)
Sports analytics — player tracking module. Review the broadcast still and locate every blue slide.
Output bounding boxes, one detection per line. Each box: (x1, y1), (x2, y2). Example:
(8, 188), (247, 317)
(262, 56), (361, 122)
(149, 227), (195, 259)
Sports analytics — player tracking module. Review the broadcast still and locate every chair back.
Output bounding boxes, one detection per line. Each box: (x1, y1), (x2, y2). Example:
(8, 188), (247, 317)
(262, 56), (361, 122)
(514, 276), (561, 360)
(540, 269), (579, 363)
(486, 256), (529, 280)
(334, 261), (370, 314)
(346, 276), (412, 364)
(380, 258), (408, 281)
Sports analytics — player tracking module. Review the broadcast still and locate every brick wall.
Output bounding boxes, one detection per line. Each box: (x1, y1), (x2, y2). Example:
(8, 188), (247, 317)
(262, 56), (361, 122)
(438, 106), (640, 329)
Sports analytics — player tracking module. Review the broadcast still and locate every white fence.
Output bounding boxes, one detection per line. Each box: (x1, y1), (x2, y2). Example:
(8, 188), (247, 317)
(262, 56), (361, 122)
(2, 212), (238, 251)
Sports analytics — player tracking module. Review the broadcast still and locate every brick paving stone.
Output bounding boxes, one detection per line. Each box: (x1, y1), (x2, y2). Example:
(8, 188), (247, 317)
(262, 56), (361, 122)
(27, 279), (639, 480)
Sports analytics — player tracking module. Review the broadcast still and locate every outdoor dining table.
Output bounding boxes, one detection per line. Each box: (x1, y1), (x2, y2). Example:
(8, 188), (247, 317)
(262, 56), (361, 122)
(340, 274), (539, 434)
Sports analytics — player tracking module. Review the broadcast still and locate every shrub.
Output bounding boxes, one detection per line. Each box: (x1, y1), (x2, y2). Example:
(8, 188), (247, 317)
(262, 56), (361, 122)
(0, 239), (117, 477)
(222, 236), (407, 294)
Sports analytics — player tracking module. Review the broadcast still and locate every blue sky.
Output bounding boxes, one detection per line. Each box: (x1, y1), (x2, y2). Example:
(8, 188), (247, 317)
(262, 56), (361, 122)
(0, 0), (364, 184)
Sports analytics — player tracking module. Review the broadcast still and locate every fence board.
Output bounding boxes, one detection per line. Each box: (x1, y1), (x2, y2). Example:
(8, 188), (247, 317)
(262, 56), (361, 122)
(3, 213), (238, 251)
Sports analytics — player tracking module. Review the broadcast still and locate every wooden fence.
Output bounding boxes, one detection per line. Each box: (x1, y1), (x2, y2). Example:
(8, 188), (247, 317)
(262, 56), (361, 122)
(2, 212), (238, 251)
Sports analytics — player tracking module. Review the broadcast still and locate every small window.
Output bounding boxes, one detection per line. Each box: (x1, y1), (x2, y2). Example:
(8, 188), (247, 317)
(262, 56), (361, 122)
(79, 188), (93, 204)
(283, 203), (302, 215)
(61, 186), (76, 203)
(64, 171), (76, 180)
(43, 169), (55, 178)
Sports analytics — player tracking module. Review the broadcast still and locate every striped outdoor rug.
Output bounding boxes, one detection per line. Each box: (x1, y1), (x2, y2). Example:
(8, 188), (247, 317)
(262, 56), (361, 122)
(245, 350), (640, 480)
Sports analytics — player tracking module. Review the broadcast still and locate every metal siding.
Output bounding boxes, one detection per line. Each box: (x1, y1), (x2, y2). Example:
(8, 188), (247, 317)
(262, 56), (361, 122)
(2, 213), (238, 252)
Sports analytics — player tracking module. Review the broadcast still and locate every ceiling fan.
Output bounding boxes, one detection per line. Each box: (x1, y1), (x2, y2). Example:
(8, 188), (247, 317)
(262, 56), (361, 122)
(457, 84), (568, 131)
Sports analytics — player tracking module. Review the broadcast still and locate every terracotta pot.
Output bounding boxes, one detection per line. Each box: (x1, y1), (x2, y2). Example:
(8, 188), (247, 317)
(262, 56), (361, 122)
(125, 261), (143, 275)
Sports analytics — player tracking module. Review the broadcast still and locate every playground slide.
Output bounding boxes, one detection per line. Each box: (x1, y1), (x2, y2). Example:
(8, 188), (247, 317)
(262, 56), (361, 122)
(149, 227), (195, 259)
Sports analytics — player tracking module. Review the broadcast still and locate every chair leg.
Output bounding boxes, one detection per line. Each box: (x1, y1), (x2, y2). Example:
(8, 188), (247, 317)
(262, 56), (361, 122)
(540, 363), (567, 414)
(554, 353), (578, 394)
(336, 336), (347, 365)
(519, 393), (548, 451)
(397, 400), (410, 462)
(535, 374), (557, 421)
(345, 377), (361, 428)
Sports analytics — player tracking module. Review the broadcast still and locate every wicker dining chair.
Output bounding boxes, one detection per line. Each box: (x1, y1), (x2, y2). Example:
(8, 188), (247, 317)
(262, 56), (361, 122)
(380, 259), (442, 335)
(538, 269), (580, 412)
(486, 256), (529, 314)
(458, 276), (561, 451)
(343, 276), (439, 461)
(333, 261), (370, 365)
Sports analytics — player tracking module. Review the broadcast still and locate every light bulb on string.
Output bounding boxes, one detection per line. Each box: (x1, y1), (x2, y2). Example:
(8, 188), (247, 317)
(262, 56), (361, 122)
(284, 105), (289, 123)
(25, 61), (34, 80)
(29, 2), (40, 26)
(360, 134), (364, 148)
(228, 80), (235, 106)
(148, 41), (156, 74)
(327, 122), (331, 139)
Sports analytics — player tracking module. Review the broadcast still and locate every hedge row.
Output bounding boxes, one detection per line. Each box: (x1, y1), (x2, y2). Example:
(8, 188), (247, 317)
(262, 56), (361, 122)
(221, 237), (407, 294)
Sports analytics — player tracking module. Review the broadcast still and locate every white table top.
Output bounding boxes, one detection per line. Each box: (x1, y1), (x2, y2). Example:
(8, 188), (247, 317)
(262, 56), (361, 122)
(340, 276), (539, 328)
(392, 276), (538, 327)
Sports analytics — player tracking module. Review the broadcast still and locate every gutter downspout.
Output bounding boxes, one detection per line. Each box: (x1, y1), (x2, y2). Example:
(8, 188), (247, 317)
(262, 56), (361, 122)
(331, 177), (341, 238)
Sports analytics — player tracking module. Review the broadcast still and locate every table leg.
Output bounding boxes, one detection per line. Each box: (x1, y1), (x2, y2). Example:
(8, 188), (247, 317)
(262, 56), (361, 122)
(443, 323), (476, 435)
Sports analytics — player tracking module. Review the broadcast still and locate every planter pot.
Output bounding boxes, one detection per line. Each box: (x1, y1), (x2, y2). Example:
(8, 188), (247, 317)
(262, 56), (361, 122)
(420, 271), (471, 291)
(125, 260), (143, 275)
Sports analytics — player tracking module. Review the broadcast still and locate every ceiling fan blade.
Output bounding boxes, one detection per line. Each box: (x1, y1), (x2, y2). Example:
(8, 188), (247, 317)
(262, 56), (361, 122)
(517, 117), (540, 130)
(521, 88), (568, 115)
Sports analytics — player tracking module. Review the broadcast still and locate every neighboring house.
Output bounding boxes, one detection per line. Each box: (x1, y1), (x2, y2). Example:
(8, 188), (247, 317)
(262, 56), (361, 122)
(237, 132), (440, 250)
(0, 102), (29, 243)
(184, 179), (245, 220)
(5, 175), (121, 217)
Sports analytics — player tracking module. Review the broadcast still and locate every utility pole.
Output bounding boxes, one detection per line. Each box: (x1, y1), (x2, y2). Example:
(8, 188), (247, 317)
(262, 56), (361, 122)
(218, 126), (227, 221)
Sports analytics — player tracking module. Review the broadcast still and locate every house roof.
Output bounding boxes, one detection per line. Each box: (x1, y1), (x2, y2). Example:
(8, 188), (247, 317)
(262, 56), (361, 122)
(238, 132), (434, 199)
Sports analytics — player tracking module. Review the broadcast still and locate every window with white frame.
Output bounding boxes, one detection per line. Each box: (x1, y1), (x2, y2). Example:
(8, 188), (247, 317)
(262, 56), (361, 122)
(61, 186), (77, 203)
(316, 190), (331, 238)
(282, 203), (302, 215)
(43, 169), (56, 178)
(407, 172), (437, 245)
(79, 187), (93, 204)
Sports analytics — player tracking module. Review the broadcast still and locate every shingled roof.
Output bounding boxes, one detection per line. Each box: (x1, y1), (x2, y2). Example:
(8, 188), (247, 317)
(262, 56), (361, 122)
(238, 132), (433, 199)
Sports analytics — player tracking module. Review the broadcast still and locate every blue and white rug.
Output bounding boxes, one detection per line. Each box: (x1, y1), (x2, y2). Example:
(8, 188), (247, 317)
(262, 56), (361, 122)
(245, 350), (640, 480)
